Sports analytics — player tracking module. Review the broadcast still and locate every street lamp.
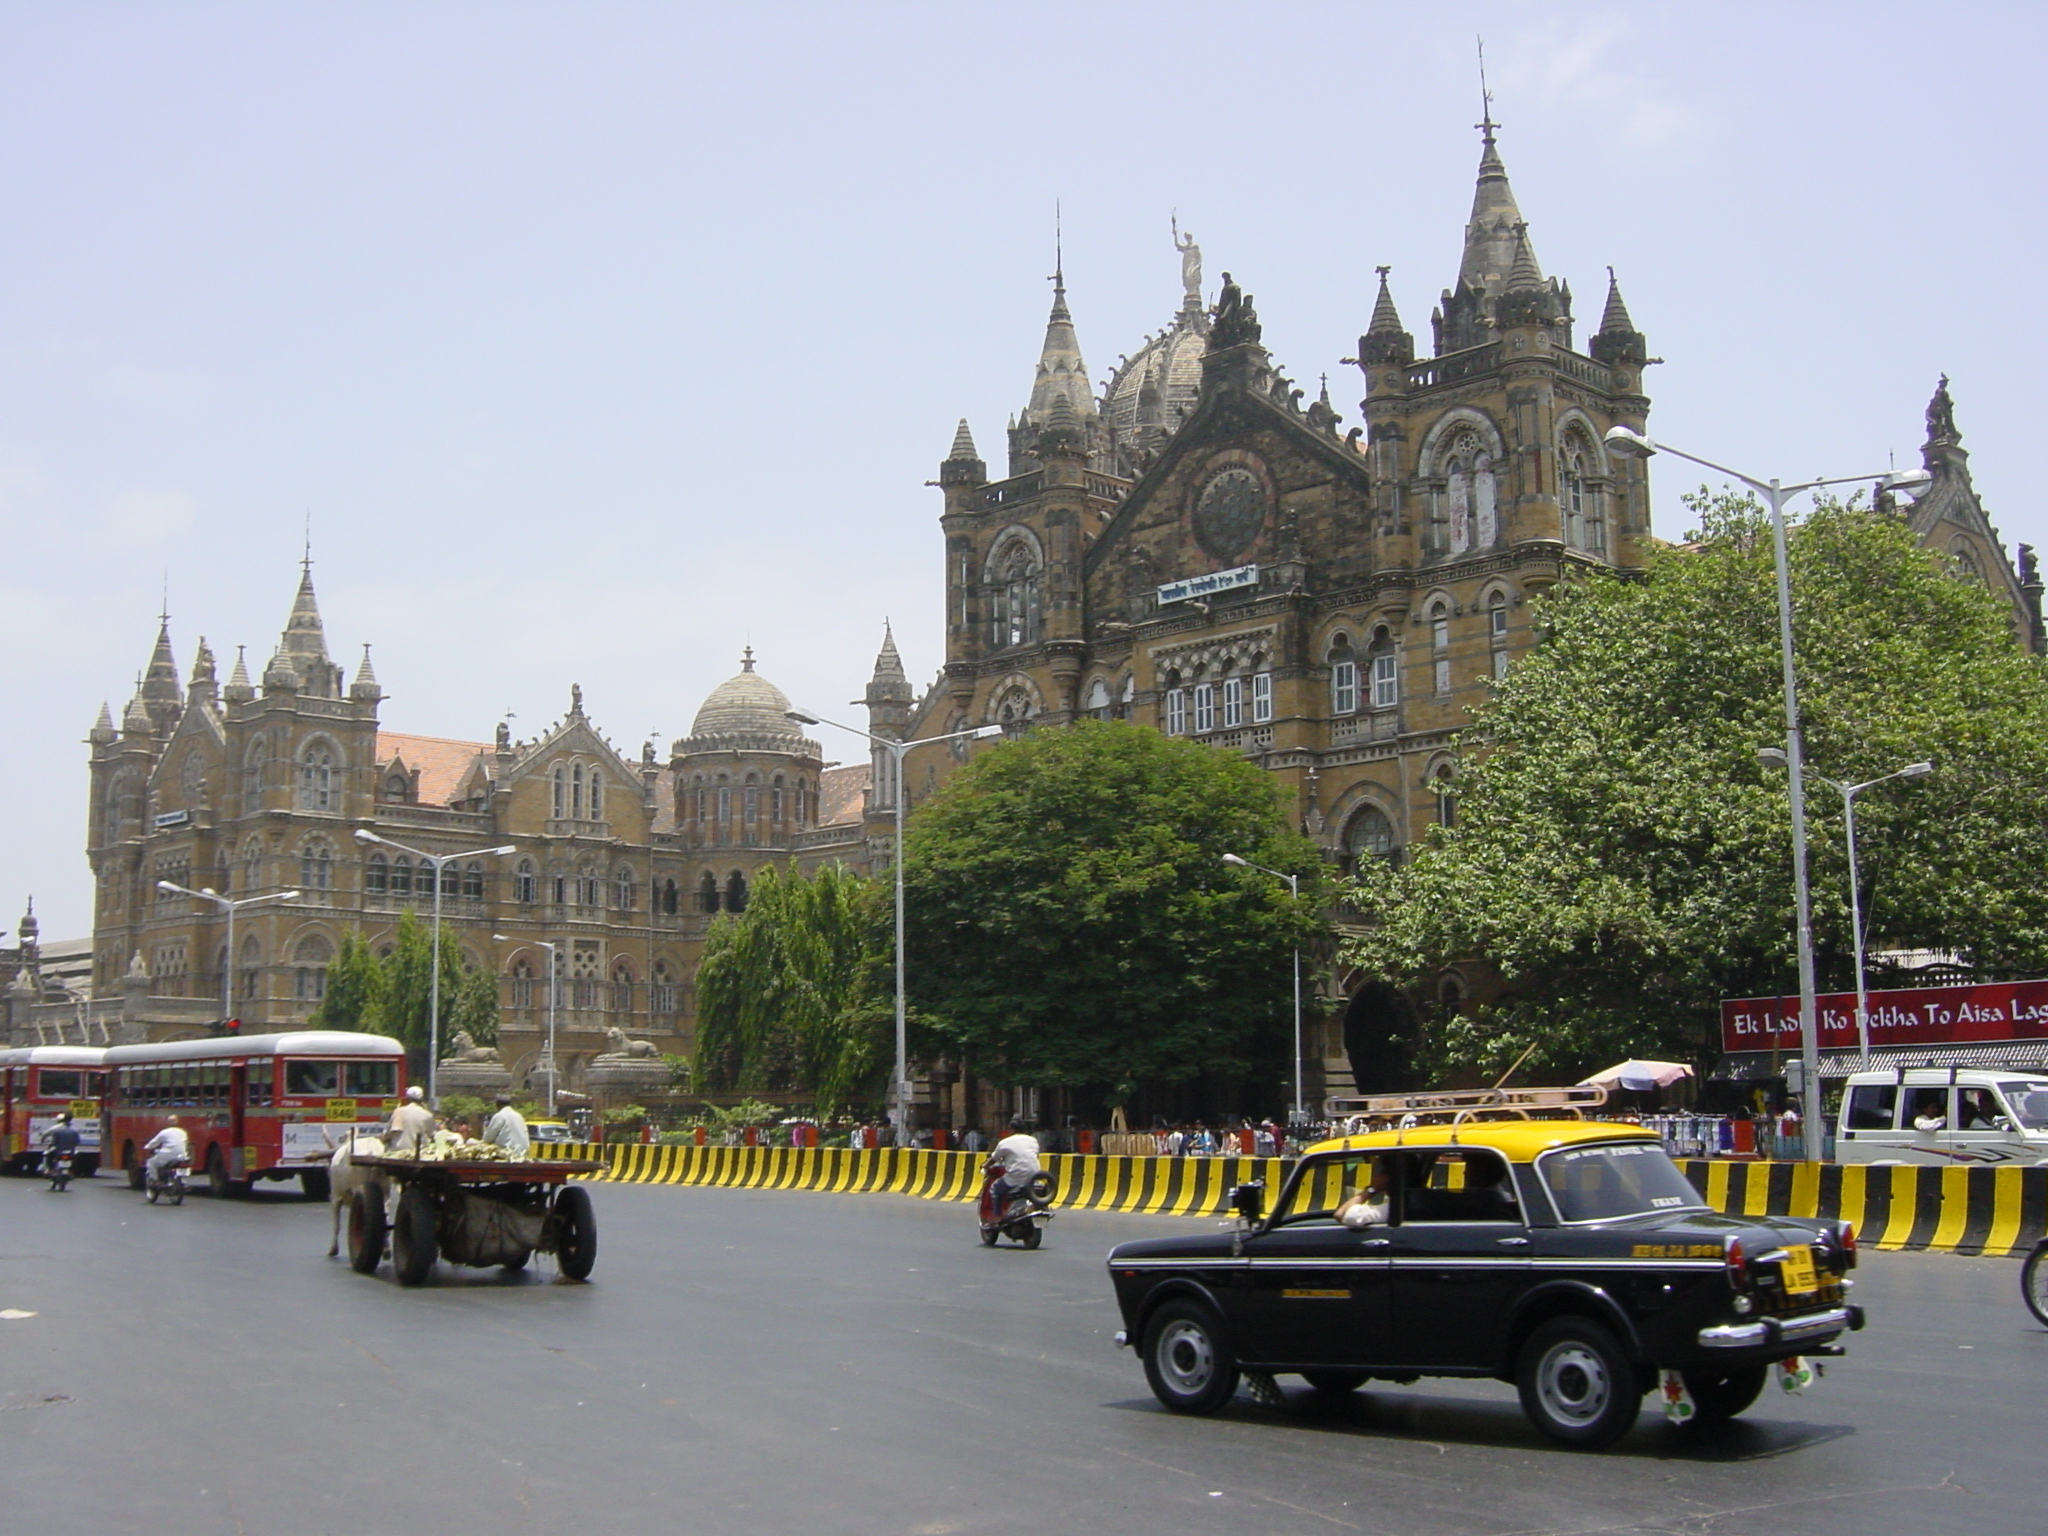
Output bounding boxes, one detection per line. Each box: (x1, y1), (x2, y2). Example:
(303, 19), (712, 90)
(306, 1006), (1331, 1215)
(494, 934), (558, 1113)
(786, 708), (1001, 1145)
(358, 829), (517, 1103)
(155, 881), (301, 1026)
(1760, 751), (1933, 1062)
(1222, 853), (1307, 1124)
(1606, 424), (1928, 1159)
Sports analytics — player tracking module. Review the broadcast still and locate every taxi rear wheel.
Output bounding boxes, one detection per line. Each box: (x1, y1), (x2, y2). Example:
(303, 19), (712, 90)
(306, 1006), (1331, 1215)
(1681, 1365), (1767, 1423)
(1516, 1317), (1642, 1450)
(1141, 1300), (1240, 1416)
(1302, 1369), (1370, 1394)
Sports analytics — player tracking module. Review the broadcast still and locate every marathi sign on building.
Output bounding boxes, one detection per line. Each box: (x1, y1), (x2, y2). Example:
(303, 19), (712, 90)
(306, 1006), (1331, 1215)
(1721, 979), (2048, 1055)
(1157, 564), (1258, 606)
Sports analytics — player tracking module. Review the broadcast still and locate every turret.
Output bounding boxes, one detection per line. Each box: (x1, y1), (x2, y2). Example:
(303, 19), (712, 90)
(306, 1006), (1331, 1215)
(89, 703), (117, 747)
(1589, 267), (1647, 368)
(222, 646), (255, 705)
(349, 644), (383, 703)
(1008, 258), (1100, 476)
(140, 620), (182, 735)
(938, 418), (986, 488)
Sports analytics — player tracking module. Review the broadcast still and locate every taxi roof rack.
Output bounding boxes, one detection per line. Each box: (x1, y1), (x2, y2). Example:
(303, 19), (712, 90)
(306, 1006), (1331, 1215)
(1323, 1084), (1609, 1125)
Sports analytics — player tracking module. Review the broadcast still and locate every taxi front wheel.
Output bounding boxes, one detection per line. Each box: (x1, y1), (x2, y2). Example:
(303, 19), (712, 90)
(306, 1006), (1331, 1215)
(1516, 1317), (1643, 1450)
(1141, 1300), (1241, 1416)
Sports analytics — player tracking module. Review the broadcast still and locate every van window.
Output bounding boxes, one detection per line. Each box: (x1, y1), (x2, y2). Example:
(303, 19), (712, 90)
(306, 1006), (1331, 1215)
(1958, 1087), (2005, 1130)
(1909, 1089), (1951, 1130)
(1844, 1085), (1898, 1131)
(2000, 1084), (2048, 1130)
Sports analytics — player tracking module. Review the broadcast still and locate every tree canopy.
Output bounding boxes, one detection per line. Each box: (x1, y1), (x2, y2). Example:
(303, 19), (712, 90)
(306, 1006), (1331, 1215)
(308, 911), (498, 1057)
(693, 863), (890, 1115)
(1345, 493), (2048, 1081)
(901, 720), (1329, 1105)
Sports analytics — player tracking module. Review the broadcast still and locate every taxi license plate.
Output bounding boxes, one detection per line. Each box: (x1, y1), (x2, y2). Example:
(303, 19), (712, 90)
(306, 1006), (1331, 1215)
(1780, 1245), (1819, 1294)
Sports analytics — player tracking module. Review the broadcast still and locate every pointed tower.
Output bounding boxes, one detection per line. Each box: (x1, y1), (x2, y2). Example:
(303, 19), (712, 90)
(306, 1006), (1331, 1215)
(863, 623), (915, 813)
(89, 702), (117, 746)
(1589, 267), (1647, 368)
(1008, 257), (1101, 476)
(222, 646), (254, 705)
(279, 562), (337, 699)
(938, 419), (986, 488)
(186, 638), (219, 711)
(140, 620), (182, 735)
(350, 644), (383, 703)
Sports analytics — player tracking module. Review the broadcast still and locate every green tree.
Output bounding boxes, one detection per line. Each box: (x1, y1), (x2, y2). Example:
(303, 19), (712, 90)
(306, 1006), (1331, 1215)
(1346, 493), (2048, 1080)
(446, 959), (501, 1051)
(694, 864), (890, 1115)
(376, 909), (467, 1053)
(900, 719), (1328, 1105)
(309, 931), (384, 1032)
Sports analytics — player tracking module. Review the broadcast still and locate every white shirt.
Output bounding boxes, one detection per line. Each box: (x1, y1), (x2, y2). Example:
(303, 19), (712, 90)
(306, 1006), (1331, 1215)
(144, 1126), (190, 1160)
(987, 1132), (1040, 1186)
(1338, 1194), (1388, 1229)
(483, 1106), (531, 1158)
(386, 1101), (436, 1153)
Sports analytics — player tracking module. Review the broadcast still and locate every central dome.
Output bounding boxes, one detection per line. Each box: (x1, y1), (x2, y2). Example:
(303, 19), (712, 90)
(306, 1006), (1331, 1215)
(681, 650), (812, 754)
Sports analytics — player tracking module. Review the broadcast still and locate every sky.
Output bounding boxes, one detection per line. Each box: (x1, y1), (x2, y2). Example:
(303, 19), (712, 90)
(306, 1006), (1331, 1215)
(3, 1), (2041, 942)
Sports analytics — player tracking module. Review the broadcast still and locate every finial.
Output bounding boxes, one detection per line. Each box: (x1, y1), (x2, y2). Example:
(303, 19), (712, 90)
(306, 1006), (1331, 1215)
(1476, 36), (1498, 144)
(303, 512), (313, 576)
(741, 646), (755, 673)
(1051, 199), (1064, 292)
(1376, 264), (1391, 280)
(571, 682), (584, 713)
(159, 572), (170, 628)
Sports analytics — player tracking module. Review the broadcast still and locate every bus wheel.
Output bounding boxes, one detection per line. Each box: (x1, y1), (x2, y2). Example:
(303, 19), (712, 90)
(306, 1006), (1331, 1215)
(391, 1187), (438, 1287)
(125, 1144), (144, 1191)
(206, 1147), (230, 1199)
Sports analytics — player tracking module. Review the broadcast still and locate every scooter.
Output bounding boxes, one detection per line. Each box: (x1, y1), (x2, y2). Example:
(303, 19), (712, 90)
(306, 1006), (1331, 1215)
(978, 1167), (1055, 1249)
(145, 1156), (190, 1206)
(43, 1147), (74, 1193)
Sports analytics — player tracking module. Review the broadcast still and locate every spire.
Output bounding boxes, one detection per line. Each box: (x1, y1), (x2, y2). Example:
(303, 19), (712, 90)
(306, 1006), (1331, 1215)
(263, 643), (301, 695)
(140, 617), (182, 734)
(90, 702), (117, 745)
(947, 419), (978, 461)
(872, 622), (908, 684)
(222, 645), (254, 705)
(1458, 112), (1531, 296)
(279, 560), (335, 698)
(1589, 266), (1647, 368)
(939, 417), (986, 487)
(123, 688), (152, 734)
(864, 621), (913, 745)
(350, 643), (383, 703)
(187, 637), (218, 707)
(1359, 265), (1415, 366)
(1011, 230), (1098, 475)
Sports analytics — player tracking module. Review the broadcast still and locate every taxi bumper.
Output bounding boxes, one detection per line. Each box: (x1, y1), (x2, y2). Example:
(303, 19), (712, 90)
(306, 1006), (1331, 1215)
(1698, 1304), (1863, 1350)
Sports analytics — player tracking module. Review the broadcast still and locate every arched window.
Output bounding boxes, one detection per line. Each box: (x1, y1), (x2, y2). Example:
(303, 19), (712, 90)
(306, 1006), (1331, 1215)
(660, 878), (678, 915)
(462, 861), (483, 899)
(365, 852), (389, 895)
(1432, 765), (1457, 826)
(298, 741), (337, 812)
(1085, 678), (1112, 720)
(571, 762), (585, 819)
(1328, 636), (1358, 715)
(294, 934), (333, 1003)
(180, 749), (205, 806)
(382, 771), (410, 803)
(610, 961), (634, 1015)
(988, 535), (1043, 649)
(1429, 601), (1452, 695)
(241, 740), (268, 812)
(552, 764), (566, 818)
(614, 865), (635, 910)
(725, 871), (749, 914)
(698, 872), (720, 913)
(1367, 627), (1400, 710)
(1437, 428), (1499, 555)
(1951, 543), (1983, 583)
(237, 936), (261, 1001)
(387, 855), (410, 897)
(514, 859), (536, 904)
(511, 958), (535, 1009)
(651, 961), (676, 1017)
(1164, 670), (1187, 735)
(590, 771), (603, 820)
(577, 863), (601, 907)
(1563, 449), (1587, 549)
(300, 840), (334, 892)
(1344, 805), (1398, 873)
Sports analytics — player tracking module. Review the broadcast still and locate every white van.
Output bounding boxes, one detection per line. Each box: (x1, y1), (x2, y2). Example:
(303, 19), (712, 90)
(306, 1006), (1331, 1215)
(1834, 1067), (2048, 1165)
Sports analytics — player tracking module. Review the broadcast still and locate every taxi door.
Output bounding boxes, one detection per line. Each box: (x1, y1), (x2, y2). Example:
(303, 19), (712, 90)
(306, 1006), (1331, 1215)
(1381, 1149), (1532, 1371)
(1235, 1154), (1392, 1368)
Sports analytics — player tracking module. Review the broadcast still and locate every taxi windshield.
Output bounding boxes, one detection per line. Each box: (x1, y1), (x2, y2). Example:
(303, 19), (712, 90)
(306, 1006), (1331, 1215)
(1538, 1140), (1708, 1223)
(1999, 1083), (2048, 1130)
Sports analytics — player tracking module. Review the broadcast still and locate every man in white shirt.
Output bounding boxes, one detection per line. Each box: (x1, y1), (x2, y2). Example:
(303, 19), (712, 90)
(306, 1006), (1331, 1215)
(482, 1094), (530, 1158)
(984, 1118), (1041, 1218)
(385, 1085), (437, 1155)
(143, 1116), (191, 1184)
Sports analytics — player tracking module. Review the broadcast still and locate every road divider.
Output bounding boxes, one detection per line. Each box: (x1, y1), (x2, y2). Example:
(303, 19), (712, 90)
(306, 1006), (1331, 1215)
(533, 1143), (2047, 1254)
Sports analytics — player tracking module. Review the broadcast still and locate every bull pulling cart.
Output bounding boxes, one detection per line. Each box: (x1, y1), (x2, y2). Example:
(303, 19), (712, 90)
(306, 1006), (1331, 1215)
(345, 1154), (604, 1286)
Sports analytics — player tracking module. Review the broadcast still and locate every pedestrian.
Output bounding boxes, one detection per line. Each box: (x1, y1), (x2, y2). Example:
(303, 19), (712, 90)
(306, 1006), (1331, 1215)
(483, 1093), (531, 1157)
(384, 1085), (436, 1155)
(962, 1124), (985, 1153)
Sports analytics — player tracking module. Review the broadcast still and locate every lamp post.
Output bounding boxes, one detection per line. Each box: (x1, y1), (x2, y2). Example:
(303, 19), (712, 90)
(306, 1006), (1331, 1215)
(495, 934), (557, 1113)
(1761, 752), (1933, 1063)
(1605, 424), (1928, 1159)
(155, 881), (302, 1026)
(358, 830), (516, 1104)
(787, 708), (1000, 1146)
(1222, 853), (1306, 1124)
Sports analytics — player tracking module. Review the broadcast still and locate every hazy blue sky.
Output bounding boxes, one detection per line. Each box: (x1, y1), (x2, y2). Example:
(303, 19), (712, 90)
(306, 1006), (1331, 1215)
(5, 2), (2040, 940)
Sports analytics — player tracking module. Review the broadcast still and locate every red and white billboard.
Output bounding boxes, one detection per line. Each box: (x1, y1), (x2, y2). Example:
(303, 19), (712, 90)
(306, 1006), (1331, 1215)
(1722, 979), (2048, 1054)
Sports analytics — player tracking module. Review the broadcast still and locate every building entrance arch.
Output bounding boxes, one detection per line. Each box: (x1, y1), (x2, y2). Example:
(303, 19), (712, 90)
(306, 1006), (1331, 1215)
(1342, 980), (1420, 1095)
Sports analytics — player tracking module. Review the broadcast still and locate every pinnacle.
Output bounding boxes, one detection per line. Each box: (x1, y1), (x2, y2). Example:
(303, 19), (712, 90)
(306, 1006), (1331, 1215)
(1504, 224), (1544, 292)
(946, 419), (980, 462)
(1597, 266), (1636, 333)
(872, 621), (908, 681)
(1367, 266), (1405, 334)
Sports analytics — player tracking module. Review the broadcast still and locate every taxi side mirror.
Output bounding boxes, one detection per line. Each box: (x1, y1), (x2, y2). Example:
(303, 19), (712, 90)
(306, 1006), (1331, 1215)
(1230, 1181), (1265, 1223)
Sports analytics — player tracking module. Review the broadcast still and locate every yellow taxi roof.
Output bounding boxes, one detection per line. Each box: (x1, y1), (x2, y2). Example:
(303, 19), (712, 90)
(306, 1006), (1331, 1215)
(1305, 1119), (1660, 1164)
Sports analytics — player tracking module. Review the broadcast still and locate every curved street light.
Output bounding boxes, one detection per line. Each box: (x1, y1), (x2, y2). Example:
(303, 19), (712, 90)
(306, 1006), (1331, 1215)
(155, 881), (301, 1028)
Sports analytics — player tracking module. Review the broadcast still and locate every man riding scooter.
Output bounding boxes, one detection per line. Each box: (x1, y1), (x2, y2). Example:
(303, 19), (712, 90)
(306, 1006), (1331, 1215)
(41, 1112), (82, 1188)
(978, 1116), (1054, 1247)
(143, 1116), (191, 1190)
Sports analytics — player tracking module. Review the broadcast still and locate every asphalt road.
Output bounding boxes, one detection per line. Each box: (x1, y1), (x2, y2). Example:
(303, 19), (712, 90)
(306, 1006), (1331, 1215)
(0, 1169), (2032, 1536)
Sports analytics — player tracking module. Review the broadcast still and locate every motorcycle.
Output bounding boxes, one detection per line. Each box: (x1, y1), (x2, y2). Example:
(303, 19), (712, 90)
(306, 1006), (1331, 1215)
(145, 1156), (190, 1207)
(43, 1147), (74, 1193)
(978, 1167), (1055, 1249)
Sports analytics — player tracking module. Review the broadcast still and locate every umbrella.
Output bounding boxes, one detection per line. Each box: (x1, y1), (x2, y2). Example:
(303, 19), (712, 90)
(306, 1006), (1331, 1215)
(1580, 1059), (1694, 1093)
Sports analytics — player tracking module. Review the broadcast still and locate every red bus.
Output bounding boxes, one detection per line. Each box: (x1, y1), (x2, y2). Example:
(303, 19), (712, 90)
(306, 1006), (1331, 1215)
(0, 1046), (108, 1177)
(104, 1031), (406, 1199)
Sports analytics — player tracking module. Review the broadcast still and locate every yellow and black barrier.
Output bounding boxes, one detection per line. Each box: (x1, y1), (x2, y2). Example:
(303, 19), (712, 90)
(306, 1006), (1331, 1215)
(534, 1143), (2048, 1255)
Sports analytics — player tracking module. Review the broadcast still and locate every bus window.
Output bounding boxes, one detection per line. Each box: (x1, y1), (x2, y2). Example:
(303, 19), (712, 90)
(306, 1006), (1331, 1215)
(207, 1069), (228, 1109)
(345, 1061), (397, 1099)
(248, 1060), (273, 1107)
(284, 1060), (340, 1098)
(37, 1069), (86, 1100)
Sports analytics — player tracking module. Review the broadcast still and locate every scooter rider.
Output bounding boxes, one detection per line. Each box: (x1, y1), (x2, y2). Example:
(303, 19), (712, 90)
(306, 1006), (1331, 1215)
(143, 1116), (191, 1185)
(983, 1116), (1041, 1221)
(41, 1112), (81, 1176)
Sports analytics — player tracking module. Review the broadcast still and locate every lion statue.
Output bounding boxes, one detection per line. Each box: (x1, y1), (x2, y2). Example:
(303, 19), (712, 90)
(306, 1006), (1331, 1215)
(601, 1026), (659, 1059)
(445, 1029), (502, 1064)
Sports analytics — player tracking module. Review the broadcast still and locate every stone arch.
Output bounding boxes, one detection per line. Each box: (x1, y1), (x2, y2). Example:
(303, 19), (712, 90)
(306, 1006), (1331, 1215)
(983, 526), (1045, 650)
(1342, 979), (1421, 1096)
(296, 732), (345, 813)
(1418, 408), (1506, 556)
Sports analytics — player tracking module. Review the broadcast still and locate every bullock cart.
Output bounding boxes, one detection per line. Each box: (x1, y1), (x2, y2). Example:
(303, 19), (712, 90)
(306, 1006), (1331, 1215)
(344, 1154), (604, 1286)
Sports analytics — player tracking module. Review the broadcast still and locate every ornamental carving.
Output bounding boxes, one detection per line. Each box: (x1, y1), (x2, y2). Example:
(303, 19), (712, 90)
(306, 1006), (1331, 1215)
(1189, 452), (1275, 563)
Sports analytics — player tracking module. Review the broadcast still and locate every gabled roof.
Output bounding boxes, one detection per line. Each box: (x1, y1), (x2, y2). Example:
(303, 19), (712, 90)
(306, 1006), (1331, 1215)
(817, 764), (871, 828)
(378, 732), (489, 808)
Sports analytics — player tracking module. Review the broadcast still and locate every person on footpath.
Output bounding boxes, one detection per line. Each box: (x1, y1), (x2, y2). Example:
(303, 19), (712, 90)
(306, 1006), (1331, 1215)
(483, 1093), (530, 1158)
(983, 1116), (1041, 1221)
(385, 1085), (437, 1155)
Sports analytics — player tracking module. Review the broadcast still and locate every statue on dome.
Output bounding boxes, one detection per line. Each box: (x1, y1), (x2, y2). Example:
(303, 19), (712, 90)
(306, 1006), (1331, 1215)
(1172, 216), (1202, 303)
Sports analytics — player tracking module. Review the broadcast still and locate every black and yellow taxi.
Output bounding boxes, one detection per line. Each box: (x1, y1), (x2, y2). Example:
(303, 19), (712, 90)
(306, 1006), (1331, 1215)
(1106, 1115), (1862, 1449)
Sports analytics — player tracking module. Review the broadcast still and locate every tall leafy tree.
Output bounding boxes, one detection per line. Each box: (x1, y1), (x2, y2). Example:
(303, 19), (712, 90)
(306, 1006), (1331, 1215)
(1346, 493), (2048, 1080)
(901, 720), (1328, 1106)
(446, 960), (501, 1050)
(309, 931), (384, 1032)
(375, 909), (467, 1053)
(694, 864), (890, 1115)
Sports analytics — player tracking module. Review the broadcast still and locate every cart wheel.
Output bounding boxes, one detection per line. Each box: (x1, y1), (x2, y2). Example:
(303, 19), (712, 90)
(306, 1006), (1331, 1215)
(502, 1249), (531, 1273)
(348, 1185), (388, 1274)
(553, 1185), (596, 1280)
(391, 1186), (438, 1287)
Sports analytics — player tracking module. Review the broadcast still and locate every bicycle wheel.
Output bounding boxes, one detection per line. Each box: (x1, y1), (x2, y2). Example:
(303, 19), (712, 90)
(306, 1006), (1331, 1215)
(2022, 1242), (2048, 1328)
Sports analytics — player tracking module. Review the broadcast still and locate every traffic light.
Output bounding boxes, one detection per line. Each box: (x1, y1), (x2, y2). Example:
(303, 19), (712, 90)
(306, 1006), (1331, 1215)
(225, 1017), (242, 1036)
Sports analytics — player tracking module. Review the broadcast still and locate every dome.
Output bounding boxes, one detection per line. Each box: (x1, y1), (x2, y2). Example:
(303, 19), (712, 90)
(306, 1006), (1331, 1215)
(1102, 301), (1209, 460)
(680, 650), (815, 756)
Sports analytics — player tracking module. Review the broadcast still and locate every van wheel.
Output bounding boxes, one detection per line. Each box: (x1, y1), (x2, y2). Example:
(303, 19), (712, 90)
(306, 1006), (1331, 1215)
(1516, 1317), (1642, 1449)
(1141, 1300), (1240, 1416)
(1302, 1370), (1370, 1394)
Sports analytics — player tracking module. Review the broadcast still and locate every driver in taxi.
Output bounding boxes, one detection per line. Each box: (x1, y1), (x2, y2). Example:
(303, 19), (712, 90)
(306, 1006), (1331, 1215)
(1335, 1163), (1391, 1228)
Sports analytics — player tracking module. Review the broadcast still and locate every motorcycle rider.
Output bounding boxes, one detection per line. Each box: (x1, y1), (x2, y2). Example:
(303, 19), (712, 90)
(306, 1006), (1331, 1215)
(142, 1116), (191, 1187)
(983, 1116), (1041, 1222)
(41, 1111), (82, 1177)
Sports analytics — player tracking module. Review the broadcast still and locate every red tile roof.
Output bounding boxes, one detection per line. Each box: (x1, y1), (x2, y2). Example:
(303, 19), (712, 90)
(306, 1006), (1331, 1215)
(378, 732), (490, 808)
(816, 764), (870, 828)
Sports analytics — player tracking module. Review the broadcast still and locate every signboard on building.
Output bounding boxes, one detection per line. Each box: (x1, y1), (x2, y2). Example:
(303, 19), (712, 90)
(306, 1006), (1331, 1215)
(1157, 564), (1258, 606)
(1721, 979), (2048, 1055)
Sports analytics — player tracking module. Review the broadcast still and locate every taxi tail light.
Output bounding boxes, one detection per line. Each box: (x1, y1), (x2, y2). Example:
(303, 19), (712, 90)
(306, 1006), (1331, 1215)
(1837, 1221), (1857, 1268)
(1724, 1236), (1748, 1287)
